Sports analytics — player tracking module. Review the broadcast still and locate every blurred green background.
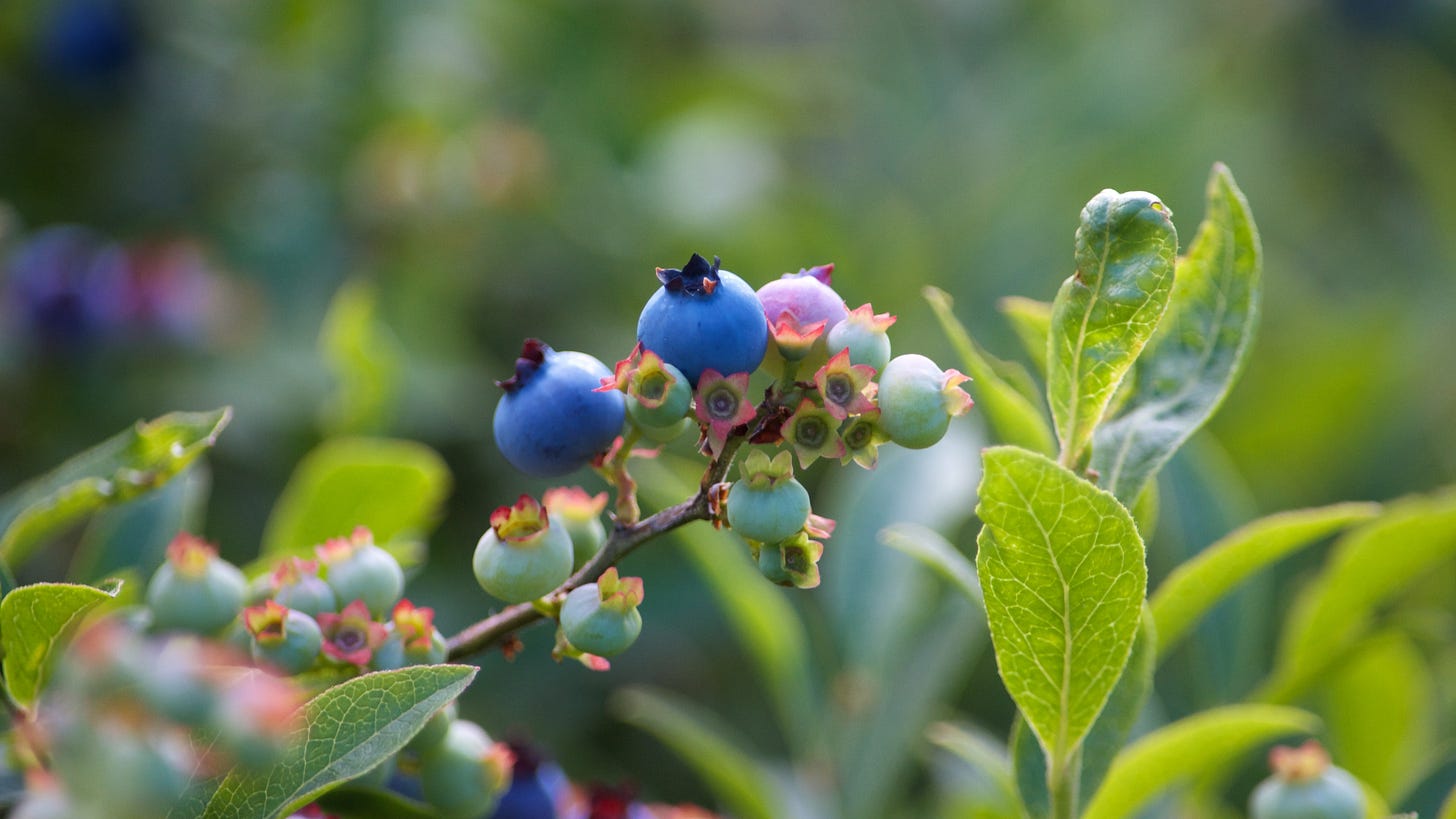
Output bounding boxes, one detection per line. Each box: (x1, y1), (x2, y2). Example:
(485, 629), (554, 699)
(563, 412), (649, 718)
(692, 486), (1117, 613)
(2, 0), (1454, 812)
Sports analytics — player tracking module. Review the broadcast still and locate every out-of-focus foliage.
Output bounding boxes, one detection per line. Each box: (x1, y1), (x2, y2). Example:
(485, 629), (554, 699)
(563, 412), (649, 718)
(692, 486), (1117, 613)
(1, 0), (1455, 812)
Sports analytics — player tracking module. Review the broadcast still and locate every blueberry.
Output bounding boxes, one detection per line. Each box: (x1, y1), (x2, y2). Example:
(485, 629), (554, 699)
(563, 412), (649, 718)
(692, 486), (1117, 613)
(757, 263), (848, 372)
(494, 339), (625, 477)
(146, 533), (247, 636)
(725, 451), (811, 544)
(474, 496), (574, 604)
(636, 254), (768, 386)
(559, 568), (644, 658)
(316, 527), (404, 619)
(876, 354), (973, 449)
(419, 721), (513, 819)
(1250, 742), (1365, 819)
(244, 601), (323, 675)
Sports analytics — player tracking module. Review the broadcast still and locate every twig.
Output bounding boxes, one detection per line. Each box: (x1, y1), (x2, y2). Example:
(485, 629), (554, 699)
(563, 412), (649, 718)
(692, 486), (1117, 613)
(445, 435), (746, 661)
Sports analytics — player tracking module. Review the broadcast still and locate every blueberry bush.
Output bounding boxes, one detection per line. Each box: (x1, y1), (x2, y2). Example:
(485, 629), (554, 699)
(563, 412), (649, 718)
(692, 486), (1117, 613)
(0, 163), (1453, 819)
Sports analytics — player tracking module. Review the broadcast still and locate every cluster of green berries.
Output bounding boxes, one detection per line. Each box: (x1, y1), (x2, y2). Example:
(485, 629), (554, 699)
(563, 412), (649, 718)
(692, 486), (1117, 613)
(1249, 740), (1366, 819)
(486, 254), (973, 622)
(13, 620), (305, 819)
(473, 494), (644, 663)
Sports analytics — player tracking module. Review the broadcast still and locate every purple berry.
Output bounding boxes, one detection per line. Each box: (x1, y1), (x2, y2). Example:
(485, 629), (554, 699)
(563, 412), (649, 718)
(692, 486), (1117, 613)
(636, 254), (769, 386)
(493, 339), (625, 477)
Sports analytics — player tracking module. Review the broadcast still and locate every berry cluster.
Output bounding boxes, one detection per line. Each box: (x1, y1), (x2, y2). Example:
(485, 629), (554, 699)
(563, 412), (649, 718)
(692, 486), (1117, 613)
(482, 254), (973, 660)
(73, 529), (518, 818)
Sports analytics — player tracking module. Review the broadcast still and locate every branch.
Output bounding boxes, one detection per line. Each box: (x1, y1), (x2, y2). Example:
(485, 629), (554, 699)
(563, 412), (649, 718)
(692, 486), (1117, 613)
(445, 435), (745, 662)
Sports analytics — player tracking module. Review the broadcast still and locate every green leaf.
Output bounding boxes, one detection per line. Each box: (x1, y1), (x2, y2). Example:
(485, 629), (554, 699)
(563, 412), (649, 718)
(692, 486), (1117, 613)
(1011, 607), (1156, 819)
(879, 522), (982, 605)
(975, 446), (1146, 767)
(924, 286), (1056, 455)
(927, 722), (1025, 819)
(1261, 487), (1456, 703)
(1090, 164), (1263, 503)
(0, 582), (118, 707)
(1046, 190), (1177, 467)
(0, 409), (231, 567)
(198, 665), (476, 819)
(320, 279), (403, 436)
(257, 438), (450, 569)
(1150, 501), (1382, 656)
(1322, 631), (1434, 798)
(998, 296), (1053, 377)
(1079, 705), (1321, 819)
(315, 786), (436, 819)
(614, 686), (784, 819)
(69, 463), (211, 583)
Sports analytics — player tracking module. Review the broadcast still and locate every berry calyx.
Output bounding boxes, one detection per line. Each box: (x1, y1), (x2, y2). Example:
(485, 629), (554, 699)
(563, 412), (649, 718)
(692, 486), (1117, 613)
(693, 369), (757, 458)
(146, 533), (247, 636)
(317, 599), (388, 667)
(781, 399), (846, 467)
(840, 410), (890, 469)
(754, 532), (825, 589)
(494, 339), (626, 478)
(813, 348), (878, 420)
(726, 451), (812, 544)
(559, 568), (644, 657)
(244, 600), (323, 675)
(876, 354), (973, 449)
(636, 254), (769, 386)
(473, 496), (574, 604)
(316, 527), (404, 619)
(1250, 741), (1365, 819)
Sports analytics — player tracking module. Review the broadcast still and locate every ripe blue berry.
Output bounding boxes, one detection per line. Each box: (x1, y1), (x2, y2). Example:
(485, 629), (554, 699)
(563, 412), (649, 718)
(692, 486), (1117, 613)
(726, 451), (811, 544)
(559, 568), (643, 657)
(876, 353), (973, 449)
(494, 339), (625, 477)
(474, 496), (574, 603)
(419, 721), (513, 819)
(317, 527), (404, 619)
(636, 254), (768, 386)
(146, 533), (247, 636)
(491, 742), (569, 819)
(1250, 742), (1365, 819)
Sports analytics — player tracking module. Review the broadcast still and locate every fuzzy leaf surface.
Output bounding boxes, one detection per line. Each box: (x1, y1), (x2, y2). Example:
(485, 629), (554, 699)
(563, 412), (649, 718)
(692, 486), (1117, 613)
(1047, 190), (1177, 466)
(198, 665), (475, 819)
(975, 446), (1146, 765)
(0, 409), (230, 567)
(0, 582), (117, 707)
(1091, 164), (1262, 502)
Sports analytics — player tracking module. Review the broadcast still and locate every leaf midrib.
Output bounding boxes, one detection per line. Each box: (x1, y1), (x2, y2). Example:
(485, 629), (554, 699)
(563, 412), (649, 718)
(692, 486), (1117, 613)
(1061, 215), (1116, 464)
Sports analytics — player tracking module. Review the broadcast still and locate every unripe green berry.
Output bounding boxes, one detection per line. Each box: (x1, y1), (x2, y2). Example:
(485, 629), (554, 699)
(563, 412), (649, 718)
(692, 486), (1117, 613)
(406, 701), (458, 755)
(543, 487), (609, 571)
(245, 601), (324, 675)
(419, 721), (513, 819)
(372, 600), (447, 670)
(266, 557), (337, 617)
(146, 534), (247, 636)
(726, 452), (812, 544)
(876, 353), (973, 449)
(1250, 742), (1365, 819)
(317, 528), (404, 619)
(474, 496), (574, 603)
(560, 568), (644, 657)
(826, 303), (896, 373)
